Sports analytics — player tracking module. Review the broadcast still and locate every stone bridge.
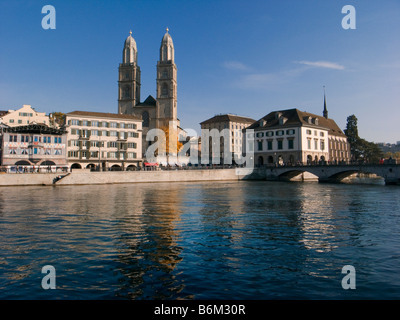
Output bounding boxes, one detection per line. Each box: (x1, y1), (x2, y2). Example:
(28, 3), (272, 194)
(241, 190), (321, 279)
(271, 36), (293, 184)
(265, 164), (400, 185)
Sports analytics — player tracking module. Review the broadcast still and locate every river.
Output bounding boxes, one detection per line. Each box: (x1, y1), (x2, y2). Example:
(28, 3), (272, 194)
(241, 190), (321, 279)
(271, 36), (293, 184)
(0, 181), (399, 299)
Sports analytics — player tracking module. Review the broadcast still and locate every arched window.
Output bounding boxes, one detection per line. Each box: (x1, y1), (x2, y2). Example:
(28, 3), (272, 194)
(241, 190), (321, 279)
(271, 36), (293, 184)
(142, 111), (149, 127)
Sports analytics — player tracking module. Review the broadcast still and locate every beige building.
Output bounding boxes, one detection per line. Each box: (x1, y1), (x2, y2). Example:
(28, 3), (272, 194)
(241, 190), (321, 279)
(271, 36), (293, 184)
(0, 105), (51, 127)
(65, 111), (142, 171)
(200, 114), (256, 164)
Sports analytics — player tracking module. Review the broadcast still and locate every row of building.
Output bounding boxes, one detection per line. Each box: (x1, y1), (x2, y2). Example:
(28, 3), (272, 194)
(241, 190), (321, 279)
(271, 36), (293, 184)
(0, 28), (351, 171)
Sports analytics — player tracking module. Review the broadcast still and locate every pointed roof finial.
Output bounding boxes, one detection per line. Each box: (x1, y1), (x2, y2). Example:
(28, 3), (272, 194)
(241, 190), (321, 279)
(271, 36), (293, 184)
(166, 27), (169, 33)
(129, 30), (132, 36)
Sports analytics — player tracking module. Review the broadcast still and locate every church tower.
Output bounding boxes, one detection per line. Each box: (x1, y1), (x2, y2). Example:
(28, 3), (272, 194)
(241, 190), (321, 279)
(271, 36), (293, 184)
(156, 28), (177, 128)
(118, 31), (141, 114)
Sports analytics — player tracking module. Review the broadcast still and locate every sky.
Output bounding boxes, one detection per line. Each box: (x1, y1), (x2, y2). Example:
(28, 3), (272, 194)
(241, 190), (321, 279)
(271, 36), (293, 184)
(0, 0), (399, 143)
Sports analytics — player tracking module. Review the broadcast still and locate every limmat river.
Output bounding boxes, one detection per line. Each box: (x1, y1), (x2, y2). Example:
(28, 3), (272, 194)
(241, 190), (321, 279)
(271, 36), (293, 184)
(0, 180), (399, 300)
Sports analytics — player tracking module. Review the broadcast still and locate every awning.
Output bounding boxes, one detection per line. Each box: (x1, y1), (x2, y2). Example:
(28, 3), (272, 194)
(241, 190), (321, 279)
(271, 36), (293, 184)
(144, 162), (158, 166)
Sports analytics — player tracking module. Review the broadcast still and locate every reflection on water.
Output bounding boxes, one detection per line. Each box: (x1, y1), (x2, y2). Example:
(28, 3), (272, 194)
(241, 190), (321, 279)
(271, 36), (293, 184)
(0, 181), (400, 299)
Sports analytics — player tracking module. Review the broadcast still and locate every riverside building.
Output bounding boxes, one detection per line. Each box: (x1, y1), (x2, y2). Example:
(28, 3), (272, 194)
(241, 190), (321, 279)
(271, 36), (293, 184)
(0, 123), (68, 169)
(65, 111), (142, 171)
(247, 103), (350, 166)
(200, 114), (256, 164)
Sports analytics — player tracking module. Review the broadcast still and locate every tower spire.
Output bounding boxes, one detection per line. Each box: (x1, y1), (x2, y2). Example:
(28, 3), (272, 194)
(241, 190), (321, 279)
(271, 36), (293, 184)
(323, 86), (328, 119)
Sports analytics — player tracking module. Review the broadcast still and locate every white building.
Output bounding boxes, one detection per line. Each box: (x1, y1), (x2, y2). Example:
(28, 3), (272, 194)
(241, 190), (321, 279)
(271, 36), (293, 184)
(65, 111), (143, 171)
(246, 108), (350, 166)
(0, 105), (51, 127)
(200, 114), (256, 164)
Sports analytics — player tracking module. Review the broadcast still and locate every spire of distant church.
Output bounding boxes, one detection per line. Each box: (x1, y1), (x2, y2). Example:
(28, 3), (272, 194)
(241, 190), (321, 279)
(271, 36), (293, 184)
(323, 86), (328, 119)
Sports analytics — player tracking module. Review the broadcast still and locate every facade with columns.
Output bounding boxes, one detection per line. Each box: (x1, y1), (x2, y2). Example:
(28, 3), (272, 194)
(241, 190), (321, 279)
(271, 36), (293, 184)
(118, 29), (182, 159)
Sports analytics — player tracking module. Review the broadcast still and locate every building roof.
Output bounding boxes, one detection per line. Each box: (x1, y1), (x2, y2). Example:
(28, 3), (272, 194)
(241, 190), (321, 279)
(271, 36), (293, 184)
(247, 108), (347, 137)
(137, 95), (157, 107)
(200, 114), (256, 125)
(2, 123), (67, 135)
(66, 111), (142, 121)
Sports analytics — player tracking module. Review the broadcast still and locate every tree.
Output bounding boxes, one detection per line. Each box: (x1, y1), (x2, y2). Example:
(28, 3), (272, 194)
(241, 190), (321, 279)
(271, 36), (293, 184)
(344, 114), (382, 163)
(344, 114), (362, 160)
(49, 112), (65, 127)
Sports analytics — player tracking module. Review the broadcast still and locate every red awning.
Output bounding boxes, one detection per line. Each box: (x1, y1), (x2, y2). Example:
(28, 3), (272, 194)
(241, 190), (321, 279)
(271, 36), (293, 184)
(144, 162), (158, 166)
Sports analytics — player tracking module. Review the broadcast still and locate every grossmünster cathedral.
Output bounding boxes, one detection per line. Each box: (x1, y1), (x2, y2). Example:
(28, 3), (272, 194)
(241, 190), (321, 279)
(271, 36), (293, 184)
(117, 28), (182, 157)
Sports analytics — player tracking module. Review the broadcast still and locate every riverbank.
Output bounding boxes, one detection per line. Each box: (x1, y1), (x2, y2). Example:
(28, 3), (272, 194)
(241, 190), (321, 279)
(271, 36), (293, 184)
(0, 168), (264, 186)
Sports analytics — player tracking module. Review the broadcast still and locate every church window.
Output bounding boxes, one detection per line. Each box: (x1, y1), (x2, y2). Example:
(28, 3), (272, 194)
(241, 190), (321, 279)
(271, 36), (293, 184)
(142, 111), (149, 127)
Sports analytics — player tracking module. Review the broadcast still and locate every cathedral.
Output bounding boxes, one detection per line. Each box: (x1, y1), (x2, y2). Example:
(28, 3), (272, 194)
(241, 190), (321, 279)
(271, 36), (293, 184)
(117, 28), (181, 157)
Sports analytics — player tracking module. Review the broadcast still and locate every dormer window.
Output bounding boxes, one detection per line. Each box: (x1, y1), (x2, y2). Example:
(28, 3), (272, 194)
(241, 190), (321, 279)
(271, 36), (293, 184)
(279, 117), (287, 125)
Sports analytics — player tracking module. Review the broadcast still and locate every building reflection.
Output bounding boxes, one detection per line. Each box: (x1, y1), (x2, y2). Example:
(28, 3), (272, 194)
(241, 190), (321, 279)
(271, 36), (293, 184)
(110, 183), (186, 299)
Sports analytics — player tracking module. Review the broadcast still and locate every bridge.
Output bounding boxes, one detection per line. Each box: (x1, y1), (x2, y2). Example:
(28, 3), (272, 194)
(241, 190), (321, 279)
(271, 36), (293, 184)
(264, 164), (400, 185)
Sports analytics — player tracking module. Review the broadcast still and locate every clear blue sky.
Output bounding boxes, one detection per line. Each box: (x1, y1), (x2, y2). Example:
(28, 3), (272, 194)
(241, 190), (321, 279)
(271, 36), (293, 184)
(1, 0), (399, 143)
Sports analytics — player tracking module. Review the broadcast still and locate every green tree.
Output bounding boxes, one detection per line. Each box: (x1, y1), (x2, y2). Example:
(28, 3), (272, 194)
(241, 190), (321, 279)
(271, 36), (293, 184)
(344, 114), (383, 163)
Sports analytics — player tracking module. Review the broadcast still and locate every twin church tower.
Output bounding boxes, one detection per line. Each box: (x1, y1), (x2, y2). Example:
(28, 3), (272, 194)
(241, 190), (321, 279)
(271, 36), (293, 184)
(117, 28), (178, 140)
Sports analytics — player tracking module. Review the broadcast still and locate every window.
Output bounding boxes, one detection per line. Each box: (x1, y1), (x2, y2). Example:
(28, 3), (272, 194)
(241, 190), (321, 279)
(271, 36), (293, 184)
(288, 139), (294, 149)
(18, 120), (22, 124)
(9, 148), (17, 154)
(257, 141), (263, 151)
(34, 148), (38, 155)
(314, 139), (318, 150)
(91, 121), (99, 127)
(108, 141), (117, 148)
(307, 139), (311, 149)
(286, 129), (295, 135)
(90, 151), (98, 158)
(266, 131), (274, 137)
(9, 119), (14, 123)
(91, 130), (98, 136)
(110, 131), (118, 137)
(21, 149), (28, 155)
(109, 122), (118, 128)
(267, 140), (273, 150)
(306, 129), (312, 135)
(81, 120), (89, 126)
(128, 132), (139, 138)
(70, 119), (79, 125)
(9, 135), (18, 142)
(277, 140), (283, 150)
(126, 123), (137, 129)
(54, 149), (62, 155)
(128, 152), (137, 159)
(127, 142), (137, 149)
(320, 140), (325, 151)
(320, 132), (324, 137)
(256, 132), (264, 138)
(108, 152), (117, 159)
(44, 149), (51, 155)
(276, 130), (284, 136)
